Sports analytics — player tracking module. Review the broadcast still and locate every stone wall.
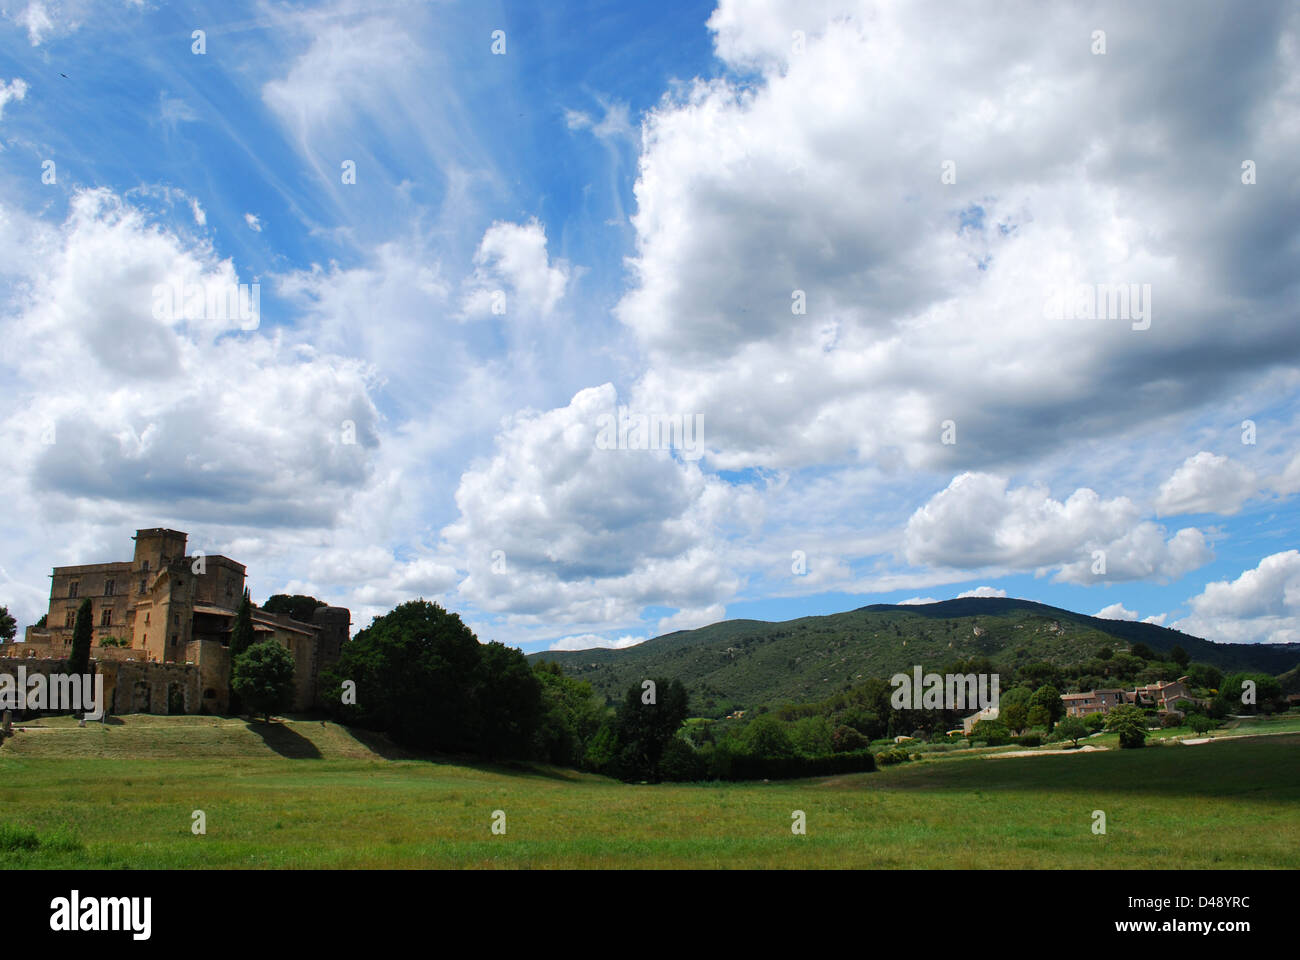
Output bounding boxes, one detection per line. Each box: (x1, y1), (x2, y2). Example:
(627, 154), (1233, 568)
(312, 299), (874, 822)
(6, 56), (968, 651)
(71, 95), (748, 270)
(0, 656), (202, 716)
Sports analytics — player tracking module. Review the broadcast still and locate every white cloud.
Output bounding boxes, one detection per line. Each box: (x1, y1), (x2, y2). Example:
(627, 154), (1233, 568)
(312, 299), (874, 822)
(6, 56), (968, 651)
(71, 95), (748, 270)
(1155, 451), (1258, 516)
(956, 585), (1007, 598)
(190, 198), (206, 226)
(17, 2), (53, 45)
(0, 78), (28, 120)
(550, 633), (647, 651)
(897, 596), (938, 606)
(656, 604), (727, 634)
(441, 384), (744, 629)
(1174, 551), (1300, 644)
(1142, 613), (1168, 626)
(244, 213), (262, 232)
(461, 219), (569, 320)
(904, 473), (1212, 583)
(616, 0), (1300, 476)
(1096, 602), (1139, 621)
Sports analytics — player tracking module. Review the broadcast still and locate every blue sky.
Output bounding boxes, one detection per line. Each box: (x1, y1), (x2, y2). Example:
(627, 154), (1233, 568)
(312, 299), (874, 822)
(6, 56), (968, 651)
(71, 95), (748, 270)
(1, 0), (1298, 652)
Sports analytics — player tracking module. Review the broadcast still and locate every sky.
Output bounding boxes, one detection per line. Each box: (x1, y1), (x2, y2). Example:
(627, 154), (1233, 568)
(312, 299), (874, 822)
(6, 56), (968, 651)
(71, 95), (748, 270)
(1, 0), (1298, 653)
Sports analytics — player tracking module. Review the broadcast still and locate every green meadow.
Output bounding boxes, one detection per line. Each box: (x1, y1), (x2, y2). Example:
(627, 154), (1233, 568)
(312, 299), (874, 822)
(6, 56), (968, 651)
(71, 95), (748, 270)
(2, 714), (1296, 869)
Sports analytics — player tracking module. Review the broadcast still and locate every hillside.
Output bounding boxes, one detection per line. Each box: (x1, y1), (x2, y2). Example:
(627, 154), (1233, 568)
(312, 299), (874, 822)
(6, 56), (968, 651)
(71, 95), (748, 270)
(529, 598), (1300, 712)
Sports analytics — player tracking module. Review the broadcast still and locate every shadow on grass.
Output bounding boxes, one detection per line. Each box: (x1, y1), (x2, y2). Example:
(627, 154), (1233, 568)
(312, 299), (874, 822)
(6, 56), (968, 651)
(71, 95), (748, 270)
(244, 721), (323, 759)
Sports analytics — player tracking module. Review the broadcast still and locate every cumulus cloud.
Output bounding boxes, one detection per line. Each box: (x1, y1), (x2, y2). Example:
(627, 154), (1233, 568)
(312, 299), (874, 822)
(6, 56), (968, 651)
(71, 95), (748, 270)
(0, 78), (28, 120)
(441, 384), (744, 629)
(1155, 451), (1258, 516)
(897, 596), (938, 606)
(617, 0), (1300, 474)
(550, 633), (647, 651)
(1174, 551), (1300, 644)
(0, 188), (381, 531)
(904, 473), (1212, 583)
(956, 585), (1007, 598)
(461, 219), (569, 320)
(1096, 602), (1139, 621)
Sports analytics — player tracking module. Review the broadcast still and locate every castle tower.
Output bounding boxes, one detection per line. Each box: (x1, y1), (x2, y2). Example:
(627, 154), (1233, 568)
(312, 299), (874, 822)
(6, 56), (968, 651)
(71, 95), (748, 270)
(132, 529), (188, 584)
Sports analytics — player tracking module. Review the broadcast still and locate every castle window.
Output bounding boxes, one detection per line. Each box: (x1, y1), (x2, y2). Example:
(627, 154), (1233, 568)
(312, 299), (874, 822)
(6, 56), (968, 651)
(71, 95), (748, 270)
(142, 560), (149, 573)
(69, 581), (79, 598)
(105, 579), (115, 597)
(65, 610), (76, 628)
(145, 612), (150, 625)
(100, 608), (112, 627)
(140, 578), (147, 594)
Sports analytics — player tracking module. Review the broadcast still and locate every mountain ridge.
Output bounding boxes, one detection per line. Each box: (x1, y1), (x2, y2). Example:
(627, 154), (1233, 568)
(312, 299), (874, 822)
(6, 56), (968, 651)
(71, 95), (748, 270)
(528, 597), (1300, 713)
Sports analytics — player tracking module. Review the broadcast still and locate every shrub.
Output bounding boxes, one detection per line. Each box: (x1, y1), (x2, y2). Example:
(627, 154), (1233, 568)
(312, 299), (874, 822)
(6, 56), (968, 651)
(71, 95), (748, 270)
(1082, 712), (1106, 732)
(1015, 733), (1042, 747)
(874, 748), (911, 766)
(832, 724), (870, 752)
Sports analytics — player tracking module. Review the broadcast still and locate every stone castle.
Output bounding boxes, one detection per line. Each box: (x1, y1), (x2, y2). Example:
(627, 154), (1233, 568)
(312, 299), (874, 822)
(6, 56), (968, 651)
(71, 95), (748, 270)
(6, 528), (350, 716)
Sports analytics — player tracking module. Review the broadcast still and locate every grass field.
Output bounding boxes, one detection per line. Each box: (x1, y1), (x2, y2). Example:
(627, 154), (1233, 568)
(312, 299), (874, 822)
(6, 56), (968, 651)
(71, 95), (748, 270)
(2, 714), (1297, 869)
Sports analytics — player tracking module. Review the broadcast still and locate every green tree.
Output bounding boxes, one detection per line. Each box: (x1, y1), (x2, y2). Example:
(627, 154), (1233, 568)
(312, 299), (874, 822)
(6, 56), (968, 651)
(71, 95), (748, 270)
(1130, 642), (1154, 660)
(261, 594), (327, 623)
(0, 605), (16, 642)
(612, 677), (689, 781)
(231, 639), (296, 723)
(1105, 704), (1148, 749)
(1026, 703), (1052, 729)
(323, 600), (487, 754)
(998, 686), (1034, 733)
(832, 724), (869, 752)
(1216, 672), (1284, 715)
(971, 718), (1010, 745)
(68, 598), (93, 676)
(1188, 714), (1216, 736)
(230, 589), (255, 659)
(789, 715), (833, 756)
(532, 661), (606, 766)
(742, 714), (796, 759)
(1096, 645), (1113, 661)
(1056, 716), (1088, 747)
(472, 641), (544, 759)
(1030, 684), (1064, 724)
(1170, 645), (1190, 668)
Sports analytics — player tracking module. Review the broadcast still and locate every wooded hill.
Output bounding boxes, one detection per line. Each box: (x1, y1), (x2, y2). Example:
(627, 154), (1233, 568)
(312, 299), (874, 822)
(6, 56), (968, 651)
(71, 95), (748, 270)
(528, 597), (1300, 715)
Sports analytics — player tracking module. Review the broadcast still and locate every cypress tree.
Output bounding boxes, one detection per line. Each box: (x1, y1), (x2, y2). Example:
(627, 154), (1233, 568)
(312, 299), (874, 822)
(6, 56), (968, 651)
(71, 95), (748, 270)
(68, 598), (93, 676)
(228, 589), (255, 715)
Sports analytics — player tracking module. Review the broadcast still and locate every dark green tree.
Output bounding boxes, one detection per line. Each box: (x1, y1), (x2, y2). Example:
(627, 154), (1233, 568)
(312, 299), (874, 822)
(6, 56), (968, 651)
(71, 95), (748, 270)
(0, 605), (16, 642)
(323, 600), (487, 754)
(1130, 642), (1154, 660)
(261, 594), (327, 623)
(231, 640), (296, 723)
(1030, 684), (1065, 724)
(230, 589), (255, 659)
(472, 641), (544, 759)
(1170, 645), (1190, 668)
(612, 676), (689, 781)
(68, 598), (93, 676)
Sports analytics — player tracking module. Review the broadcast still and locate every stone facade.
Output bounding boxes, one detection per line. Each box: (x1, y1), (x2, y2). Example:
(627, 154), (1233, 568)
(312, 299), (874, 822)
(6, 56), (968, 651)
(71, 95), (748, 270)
(12, 528), (350, 714)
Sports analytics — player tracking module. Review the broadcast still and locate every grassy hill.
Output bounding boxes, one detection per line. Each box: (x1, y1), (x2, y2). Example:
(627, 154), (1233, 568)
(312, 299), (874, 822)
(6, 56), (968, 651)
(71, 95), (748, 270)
(530, 597), (1300, 712)
(2, 713), (1296, 868)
